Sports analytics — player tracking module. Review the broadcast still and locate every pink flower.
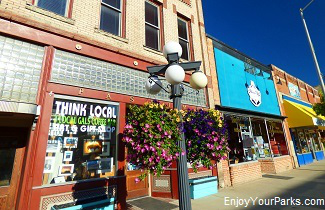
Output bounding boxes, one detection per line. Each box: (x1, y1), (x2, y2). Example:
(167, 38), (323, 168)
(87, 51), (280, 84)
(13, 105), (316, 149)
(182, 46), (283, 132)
(135, 178), (140, 183)
(145, 124), (150, 128)
(181, 151), (185, 156)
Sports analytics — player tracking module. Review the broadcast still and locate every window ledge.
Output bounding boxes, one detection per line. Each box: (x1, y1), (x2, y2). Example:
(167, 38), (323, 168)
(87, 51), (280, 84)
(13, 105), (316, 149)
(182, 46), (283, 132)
(143, 45), (163, 56)
(25, 4), (75, 25)
(229, 160), (259, 167)
(94, 28), (129, 44)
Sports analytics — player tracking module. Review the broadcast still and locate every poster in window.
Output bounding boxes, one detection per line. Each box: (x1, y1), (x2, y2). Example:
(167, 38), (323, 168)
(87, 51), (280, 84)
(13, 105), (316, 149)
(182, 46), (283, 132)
(101, 141), (110, 156)
(44, 157), (55, 173)
(43, 98), (118, 185)
(58, 164), (74, 176)
(83, 139), (103, 155)
(63, 137), (78, 148)
(63, 151), (73, 161)
(288, 82), (301, 99)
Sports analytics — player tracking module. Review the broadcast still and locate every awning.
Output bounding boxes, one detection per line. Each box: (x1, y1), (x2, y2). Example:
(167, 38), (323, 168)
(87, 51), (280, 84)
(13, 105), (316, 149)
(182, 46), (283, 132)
(283, 99), (325, 129)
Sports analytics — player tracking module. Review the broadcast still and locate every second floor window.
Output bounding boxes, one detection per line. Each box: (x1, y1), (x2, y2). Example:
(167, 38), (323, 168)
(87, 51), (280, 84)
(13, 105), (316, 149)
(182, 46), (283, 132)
(37, 0), (70, 16)
(145, 1), (160, 51)
(178, 18), (190, 60)
(100, 0), (122, 36)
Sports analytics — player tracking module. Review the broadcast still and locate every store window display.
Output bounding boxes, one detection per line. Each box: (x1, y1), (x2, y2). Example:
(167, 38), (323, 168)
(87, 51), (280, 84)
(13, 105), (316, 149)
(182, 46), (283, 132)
(292, 129), (310, 154)
(42, 97), (118, 185)
(225, 114), (288, 165)
(251, 118), (272, 158)
(225, 115), (258, 164)
(266, 121), (288, 156)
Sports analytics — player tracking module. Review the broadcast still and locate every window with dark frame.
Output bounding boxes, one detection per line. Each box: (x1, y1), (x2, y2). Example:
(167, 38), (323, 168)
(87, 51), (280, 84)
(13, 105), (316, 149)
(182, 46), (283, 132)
(145, 1), (160, 51)
(37, 0), (70, 16)
(178, 17), (190, 60)
(100, 0), (122, 36)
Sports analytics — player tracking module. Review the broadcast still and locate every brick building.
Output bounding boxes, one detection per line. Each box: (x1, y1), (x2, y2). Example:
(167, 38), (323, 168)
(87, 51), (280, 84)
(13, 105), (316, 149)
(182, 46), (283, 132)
(206, 36), (294, 187)
(271, 65), (325, 166)
(0, 0), (215, 209)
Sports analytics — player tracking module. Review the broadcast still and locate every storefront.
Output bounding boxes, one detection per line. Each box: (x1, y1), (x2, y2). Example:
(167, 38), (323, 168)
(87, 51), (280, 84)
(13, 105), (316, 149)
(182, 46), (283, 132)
(0, 25), (208, 209)
(208, 36), (294, 185)
(282, 96), (325, 165)
(0, 35), (43, 209)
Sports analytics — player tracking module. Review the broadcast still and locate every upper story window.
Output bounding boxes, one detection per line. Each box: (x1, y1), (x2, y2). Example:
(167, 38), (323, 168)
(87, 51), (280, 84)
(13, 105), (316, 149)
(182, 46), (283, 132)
(178, 17), (190, 60)
(100, 0), (123, 36)
(36, 0), (70, 16)
(145, 1), (161, 51)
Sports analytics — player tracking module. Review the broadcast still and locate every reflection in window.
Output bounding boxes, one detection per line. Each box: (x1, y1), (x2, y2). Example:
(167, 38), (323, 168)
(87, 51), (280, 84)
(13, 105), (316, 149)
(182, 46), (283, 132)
(296, 130), (310, 154)
(100, 0), (122, 36)
(178, 18), (189, 60)
(251, 118), (271, 158)
(42, 98), (118, 185)
(0, 149), (15, 187)
(145, 1), (160, 50)
(225, 115), (257, 164)
(266, 121), (288, 156)
(37, 0), (69, 16)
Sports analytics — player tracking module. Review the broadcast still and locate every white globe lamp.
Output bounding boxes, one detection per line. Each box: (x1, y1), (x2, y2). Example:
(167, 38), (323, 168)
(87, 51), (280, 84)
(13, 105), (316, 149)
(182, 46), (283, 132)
(145, 76), (162, 94)
(163, 41), (182, 59)
(165, 65), (185, 85)
(190, 71), (208, 90)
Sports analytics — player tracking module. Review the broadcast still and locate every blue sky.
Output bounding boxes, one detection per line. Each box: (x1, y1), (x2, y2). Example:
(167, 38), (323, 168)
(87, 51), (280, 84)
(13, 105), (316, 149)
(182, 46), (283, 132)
(202, 0), (325, 87)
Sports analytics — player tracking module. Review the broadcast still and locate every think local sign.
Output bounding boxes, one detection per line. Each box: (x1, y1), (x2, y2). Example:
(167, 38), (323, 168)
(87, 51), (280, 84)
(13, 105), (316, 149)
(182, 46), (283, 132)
(247, 81), (261, 107)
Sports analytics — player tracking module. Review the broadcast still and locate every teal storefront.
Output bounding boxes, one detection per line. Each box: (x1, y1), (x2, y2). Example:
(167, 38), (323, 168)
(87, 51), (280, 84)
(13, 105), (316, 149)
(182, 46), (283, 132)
(209, 36), (291, 170)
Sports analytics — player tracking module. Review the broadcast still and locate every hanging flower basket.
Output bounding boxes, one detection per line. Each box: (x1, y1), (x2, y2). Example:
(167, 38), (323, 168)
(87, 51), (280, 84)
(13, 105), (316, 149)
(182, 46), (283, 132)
(122, 100), (182, 181)
(183, 109), (229, 172)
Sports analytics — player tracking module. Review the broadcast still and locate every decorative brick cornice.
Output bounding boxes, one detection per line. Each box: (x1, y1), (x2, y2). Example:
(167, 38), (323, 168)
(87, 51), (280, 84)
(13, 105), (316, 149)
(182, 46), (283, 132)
(179, 0), (191, 6)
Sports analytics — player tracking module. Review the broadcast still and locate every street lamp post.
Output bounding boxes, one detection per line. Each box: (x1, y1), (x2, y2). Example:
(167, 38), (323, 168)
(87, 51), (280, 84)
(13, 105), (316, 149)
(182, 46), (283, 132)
(300, 0), (325, 94)
(145, 41), (208, 210)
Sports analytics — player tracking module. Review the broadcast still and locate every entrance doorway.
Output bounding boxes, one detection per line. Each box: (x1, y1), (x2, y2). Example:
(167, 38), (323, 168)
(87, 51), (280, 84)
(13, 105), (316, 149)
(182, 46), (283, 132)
(0, 127), (29, 210)
(126, 168), (149, 199)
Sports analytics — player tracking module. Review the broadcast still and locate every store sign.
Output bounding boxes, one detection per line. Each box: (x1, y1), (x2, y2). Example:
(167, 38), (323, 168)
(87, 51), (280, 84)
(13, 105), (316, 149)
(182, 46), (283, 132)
(43, 98), (118, 185)
(50, 100), (118, 136)
(247, 81), (261, 107)
(288, 82), (301, 99)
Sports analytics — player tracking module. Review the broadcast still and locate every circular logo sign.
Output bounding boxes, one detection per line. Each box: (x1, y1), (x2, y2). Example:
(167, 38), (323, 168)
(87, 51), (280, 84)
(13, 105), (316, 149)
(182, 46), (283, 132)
(247, 81), (261, 107)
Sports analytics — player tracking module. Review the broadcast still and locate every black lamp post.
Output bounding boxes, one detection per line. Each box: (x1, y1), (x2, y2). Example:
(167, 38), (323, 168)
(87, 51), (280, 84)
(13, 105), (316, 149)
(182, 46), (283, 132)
(145, 41), (208, 210)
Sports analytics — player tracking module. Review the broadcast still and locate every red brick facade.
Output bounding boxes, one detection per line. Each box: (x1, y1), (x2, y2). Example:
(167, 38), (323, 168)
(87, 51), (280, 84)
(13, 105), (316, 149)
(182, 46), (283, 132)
(229, 162), (262, 186)
(259, 155), (294, 174)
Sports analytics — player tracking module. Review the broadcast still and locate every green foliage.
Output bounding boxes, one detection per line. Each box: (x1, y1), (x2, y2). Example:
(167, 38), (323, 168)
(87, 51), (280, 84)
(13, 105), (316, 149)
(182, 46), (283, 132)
(313, 96), (325, 116)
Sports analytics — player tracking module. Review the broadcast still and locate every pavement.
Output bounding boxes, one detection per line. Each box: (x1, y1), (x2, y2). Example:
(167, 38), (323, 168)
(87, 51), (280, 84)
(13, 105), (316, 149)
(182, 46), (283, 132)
(127, 160), (325, 210)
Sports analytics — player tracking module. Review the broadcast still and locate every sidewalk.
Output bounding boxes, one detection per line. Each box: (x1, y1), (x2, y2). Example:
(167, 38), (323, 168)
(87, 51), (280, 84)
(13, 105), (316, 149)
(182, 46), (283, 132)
(127, 160), (325, 210)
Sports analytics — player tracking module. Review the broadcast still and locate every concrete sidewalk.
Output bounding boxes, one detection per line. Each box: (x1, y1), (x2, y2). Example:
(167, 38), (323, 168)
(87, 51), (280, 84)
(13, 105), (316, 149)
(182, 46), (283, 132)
(191, 160), (325, 210)
(127, 160), (325, 210)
